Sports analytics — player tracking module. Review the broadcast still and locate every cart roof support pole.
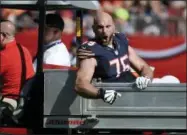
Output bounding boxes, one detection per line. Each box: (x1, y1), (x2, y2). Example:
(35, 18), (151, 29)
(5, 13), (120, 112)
(76, 9), (83, 46)
(35, 0), (46, 128)
(36, 0), (47, 73)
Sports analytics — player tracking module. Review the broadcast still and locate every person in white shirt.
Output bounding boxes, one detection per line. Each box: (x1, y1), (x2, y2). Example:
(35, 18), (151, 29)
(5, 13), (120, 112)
(33, 13), (70, 70)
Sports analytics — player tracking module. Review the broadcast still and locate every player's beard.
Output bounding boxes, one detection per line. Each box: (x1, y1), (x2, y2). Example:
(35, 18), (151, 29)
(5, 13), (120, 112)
(102, 34), (113, 46)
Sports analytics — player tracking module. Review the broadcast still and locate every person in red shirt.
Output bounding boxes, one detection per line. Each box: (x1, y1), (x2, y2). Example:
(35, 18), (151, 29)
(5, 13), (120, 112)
(0, 20), (34, 115)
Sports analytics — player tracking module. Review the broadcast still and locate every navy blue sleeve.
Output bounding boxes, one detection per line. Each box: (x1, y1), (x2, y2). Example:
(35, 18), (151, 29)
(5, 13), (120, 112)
(78, 41), (102, 57)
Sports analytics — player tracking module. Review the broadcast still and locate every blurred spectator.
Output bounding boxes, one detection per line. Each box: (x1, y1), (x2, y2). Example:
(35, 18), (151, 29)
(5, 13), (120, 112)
(63, 18), (75, 34)
(100, 0), (124, 13)
(1, 9), (26, 24)
(183, 8), (186, 19)
(16, 11), (38, 31)
(113, 8), (135, 34)
(166, 0), (186, 35)
(58, 10), (75, 34)
(83, 13), (95, 39)
(123, 1), (134, 10)
(100, 1), (114, 13)
(1, 0), (186, 44)
(168, 0), (186, 17)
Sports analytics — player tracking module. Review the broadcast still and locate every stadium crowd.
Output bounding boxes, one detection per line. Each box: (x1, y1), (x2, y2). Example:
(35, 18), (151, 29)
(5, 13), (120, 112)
(0, 0), (186, 36)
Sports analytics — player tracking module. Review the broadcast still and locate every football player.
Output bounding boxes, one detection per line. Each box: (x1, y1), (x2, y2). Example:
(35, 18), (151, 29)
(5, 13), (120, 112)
(75, 11), (153, 104)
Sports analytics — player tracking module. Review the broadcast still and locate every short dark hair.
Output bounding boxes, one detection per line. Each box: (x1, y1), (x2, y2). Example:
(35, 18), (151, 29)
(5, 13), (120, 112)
(45, 14), (64, 31)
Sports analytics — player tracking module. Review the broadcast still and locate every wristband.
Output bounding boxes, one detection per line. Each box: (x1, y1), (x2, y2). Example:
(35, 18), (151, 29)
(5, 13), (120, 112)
(97, 88), (105, 99)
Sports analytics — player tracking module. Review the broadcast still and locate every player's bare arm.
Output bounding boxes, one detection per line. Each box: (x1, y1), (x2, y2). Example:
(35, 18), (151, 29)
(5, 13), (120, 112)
(128, 46), (153, 89)
(75, 58), (99, 98)
(75, 58), (121, 104)
(128, 46), (153, 80)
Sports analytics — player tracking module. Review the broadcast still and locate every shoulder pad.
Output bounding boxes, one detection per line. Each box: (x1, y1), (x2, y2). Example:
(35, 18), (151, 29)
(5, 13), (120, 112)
(79, 41), (96, 51)
(80, 41), (96, 49)
(82, 41), (96, 46)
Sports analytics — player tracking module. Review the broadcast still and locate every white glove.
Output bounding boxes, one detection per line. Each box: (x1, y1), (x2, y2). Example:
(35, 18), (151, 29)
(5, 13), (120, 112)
(1, 97), (18, 110)
(136, 76), (151, 89)
(98, 89), (121, 104)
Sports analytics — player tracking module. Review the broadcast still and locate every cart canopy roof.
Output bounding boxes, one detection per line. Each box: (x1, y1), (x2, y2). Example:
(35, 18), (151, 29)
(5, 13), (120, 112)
(1, 0), (100, 10)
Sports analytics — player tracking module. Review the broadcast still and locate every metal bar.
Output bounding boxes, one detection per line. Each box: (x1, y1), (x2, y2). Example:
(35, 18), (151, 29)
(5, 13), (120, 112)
(35, 0), (46, 128)
(76, 9), (83, 45)
(36, 0), (46, 73)
(68, 129), (72, 135)
(75, 9), (83, 67)
(0, 5), (76, 10)
(94, 83), (187, 87)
